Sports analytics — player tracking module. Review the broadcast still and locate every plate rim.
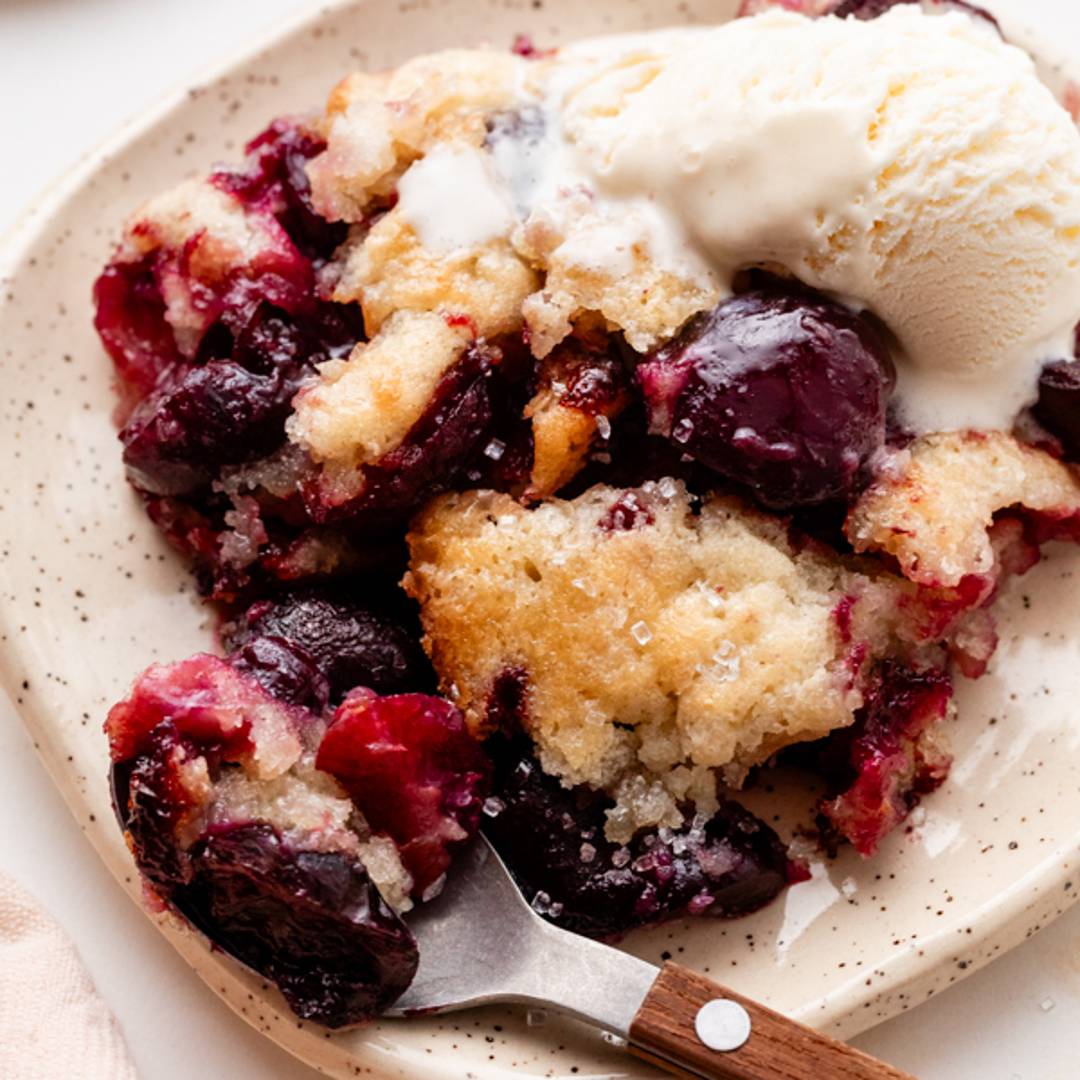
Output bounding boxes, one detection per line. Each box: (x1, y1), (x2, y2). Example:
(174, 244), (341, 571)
(0, 0), (1078, 1075)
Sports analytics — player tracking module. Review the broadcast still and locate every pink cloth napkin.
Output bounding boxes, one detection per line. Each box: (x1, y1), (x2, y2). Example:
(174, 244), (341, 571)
(0, 872), (137, 1080)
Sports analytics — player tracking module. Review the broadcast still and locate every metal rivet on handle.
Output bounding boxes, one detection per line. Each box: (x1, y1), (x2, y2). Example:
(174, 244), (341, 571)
(694, 999), (752, 1052)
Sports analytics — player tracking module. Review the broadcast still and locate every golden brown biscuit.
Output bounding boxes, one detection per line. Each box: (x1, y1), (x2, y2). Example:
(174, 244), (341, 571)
(406, 481), (951, 834)
(847, 431), (1080, 588)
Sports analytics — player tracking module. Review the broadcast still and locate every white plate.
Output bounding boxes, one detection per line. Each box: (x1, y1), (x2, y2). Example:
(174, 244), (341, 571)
(0, 1), (1077, 1077)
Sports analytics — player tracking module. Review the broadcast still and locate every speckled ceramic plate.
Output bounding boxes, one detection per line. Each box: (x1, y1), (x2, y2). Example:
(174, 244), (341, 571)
(1, 1), (1078, 1077)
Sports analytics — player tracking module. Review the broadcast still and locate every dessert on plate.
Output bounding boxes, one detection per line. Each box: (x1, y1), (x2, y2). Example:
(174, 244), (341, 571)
(95, 0), (1080, 1027)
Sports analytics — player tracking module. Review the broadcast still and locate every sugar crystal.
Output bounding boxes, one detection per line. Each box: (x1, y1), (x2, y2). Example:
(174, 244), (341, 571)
(673, 418), (695, 444)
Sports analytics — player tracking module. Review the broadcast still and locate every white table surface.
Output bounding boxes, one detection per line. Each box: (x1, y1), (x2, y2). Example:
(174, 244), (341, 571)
(1, 1), (1079, 1077)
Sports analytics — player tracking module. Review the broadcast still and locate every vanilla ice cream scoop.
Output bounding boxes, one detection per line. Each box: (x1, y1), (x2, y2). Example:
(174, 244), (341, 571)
(555, 8), (1080, 432)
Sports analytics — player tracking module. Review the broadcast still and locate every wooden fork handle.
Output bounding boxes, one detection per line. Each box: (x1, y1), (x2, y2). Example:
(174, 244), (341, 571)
(628, 963), (916, 1080)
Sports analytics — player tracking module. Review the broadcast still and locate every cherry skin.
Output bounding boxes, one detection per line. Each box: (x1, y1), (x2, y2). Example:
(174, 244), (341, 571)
(1034, 359), (1080, 461)
(638, 288), (894, 509)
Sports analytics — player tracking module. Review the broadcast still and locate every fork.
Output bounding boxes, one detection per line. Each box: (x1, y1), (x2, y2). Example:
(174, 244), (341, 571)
(386, 836), (914, 1080)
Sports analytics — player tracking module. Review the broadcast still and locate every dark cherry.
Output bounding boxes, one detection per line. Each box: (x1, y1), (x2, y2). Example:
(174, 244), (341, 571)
(560, 405), (704, 499)
(637, 289), (894, 509)
(105, 653), (273, 765)
(93, 257), (183, 407)
(1034, 360), (1080, 461)
(483, 745), (798, 940)
(306, 343), (498, 522)
(171, 823), (417, 1028)
(120, 359), (305, 496)
(94, 119), (359, 420)
(266, 297), (363, 366)
(316, 690), (492, 897)
(809, 662), (953, 856)
(458, 338), (537, 496)
(143, 489), (407, 604)
(535, 337), (630, 419)
(121, 300), (362, 497)
(143, 495), (251, 600)
(106, 656), (418, 1027)
(115, 728), (417, 1027)
(94, 231), (316, 402)
(110, 721), (199, 891)
(484, 667), (531, 732)
(212, 119), (346, 262)
(224, 590), (434, 704)
(461, 337), (629, 499)
(225, 304), (306, 373)
(357, 341), (499, 510)
(832, 0), (999, 28)
(230, 635), (331, 712)
(463, 412), (535, 495)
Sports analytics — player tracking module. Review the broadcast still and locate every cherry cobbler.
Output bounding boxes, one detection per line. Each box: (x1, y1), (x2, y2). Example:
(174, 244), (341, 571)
(95, 0), (1080, 1027)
